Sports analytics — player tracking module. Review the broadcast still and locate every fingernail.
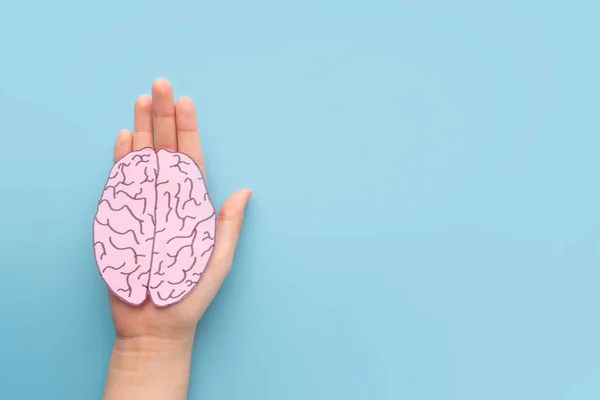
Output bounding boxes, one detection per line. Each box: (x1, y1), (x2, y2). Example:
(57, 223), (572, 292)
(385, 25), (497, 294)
(244, 189), (253, 204)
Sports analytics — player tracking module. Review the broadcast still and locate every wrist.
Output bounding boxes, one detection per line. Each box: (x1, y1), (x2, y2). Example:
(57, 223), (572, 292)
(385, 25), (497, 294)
(103, 335), (194, 400)
(113, 333), (194, 356)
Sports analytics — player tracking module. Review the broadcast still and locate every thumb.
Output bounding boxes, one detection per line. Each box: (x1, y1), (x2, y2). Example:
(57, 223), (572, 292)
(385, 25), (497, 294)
(211, 188), (253, 275)
(189, 188), (252, 306)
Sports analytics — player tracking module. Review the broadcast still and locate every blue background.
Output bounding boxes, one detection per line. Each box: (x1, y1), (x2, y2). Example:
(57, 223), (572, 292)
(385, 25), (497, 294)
(0, 1), (599, 399)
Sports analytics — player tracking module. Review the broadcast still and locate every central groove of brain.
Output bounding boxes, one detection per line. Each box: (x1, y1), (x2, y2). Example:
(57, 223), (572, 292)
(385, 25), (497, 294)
(92, 148), (216, 307)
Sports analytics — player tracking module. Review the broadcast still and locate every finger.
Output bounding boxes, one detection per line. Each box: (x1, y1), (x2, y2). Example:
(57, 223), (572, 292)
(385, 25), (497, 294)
(152, 78), (177, 151)
(175, 96), (206, 176)
(188, 188), (253, 308)
(133, 95), (153, 150)
(113, 129), (133, 163)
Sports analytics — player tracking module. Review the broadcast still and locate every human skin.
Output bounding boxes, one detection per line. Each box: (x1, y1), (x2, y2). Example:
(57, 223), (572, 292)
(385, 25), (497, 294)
(102, 78), (252, 400)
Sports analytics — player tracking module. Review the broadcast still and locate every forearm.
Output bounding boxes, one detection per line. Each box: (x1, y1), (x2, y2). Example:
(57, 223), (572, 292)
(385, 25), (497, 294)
(103, 335), (194, 400)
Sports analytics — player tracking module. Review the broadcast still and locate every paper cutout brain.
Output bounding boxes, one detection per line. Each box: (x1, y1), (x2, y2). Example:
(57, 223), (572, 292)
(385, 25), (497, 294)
(93, 148), (216, 307)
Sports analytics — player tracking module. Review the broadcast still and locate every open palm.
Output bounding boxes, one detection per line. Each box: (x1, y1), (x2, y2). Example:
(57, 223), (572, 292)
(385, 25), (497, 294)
(107, 78), (251, 342)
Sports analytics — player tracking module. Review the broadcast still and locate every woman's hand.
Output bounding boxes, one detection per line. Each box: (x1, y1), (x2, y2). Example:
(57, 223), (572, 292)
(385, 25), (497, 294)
(103, 78), (252, 400)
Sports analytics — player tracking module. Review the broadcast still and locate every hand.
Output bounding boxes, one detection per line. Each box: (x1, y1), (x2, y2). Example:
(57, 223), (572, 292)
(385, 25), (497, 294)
(103, 78), (252, 400)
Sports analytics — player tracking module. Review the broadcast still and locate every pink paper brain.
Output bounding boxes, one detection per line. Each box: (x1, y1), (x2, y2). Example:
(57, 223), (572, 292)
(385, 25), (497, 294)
(92, 148), (216, 307)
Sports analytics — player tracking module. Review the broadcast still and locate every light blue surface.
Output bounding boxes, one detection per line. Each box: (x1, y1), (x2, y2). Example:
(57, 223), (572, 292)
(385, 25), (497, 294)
(0, 1), (599, 399)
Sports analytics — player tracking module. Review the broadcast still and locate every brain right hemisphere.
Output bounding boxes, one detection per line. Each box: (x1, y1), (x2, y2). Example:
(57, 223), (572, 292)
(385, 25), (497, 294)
(93, 148), (216, 307)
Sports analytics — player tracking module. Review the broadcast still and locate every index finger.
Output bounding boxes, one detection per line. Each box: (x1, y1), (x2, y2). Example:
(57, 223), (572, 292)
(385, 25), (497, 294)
(175, 96), (206, 177)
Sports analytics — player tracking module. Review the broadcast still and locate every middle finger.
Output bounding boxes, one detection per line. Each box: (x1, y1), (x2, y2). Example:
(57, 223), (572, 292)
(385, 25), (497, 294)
(152, 78), (177, 152)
